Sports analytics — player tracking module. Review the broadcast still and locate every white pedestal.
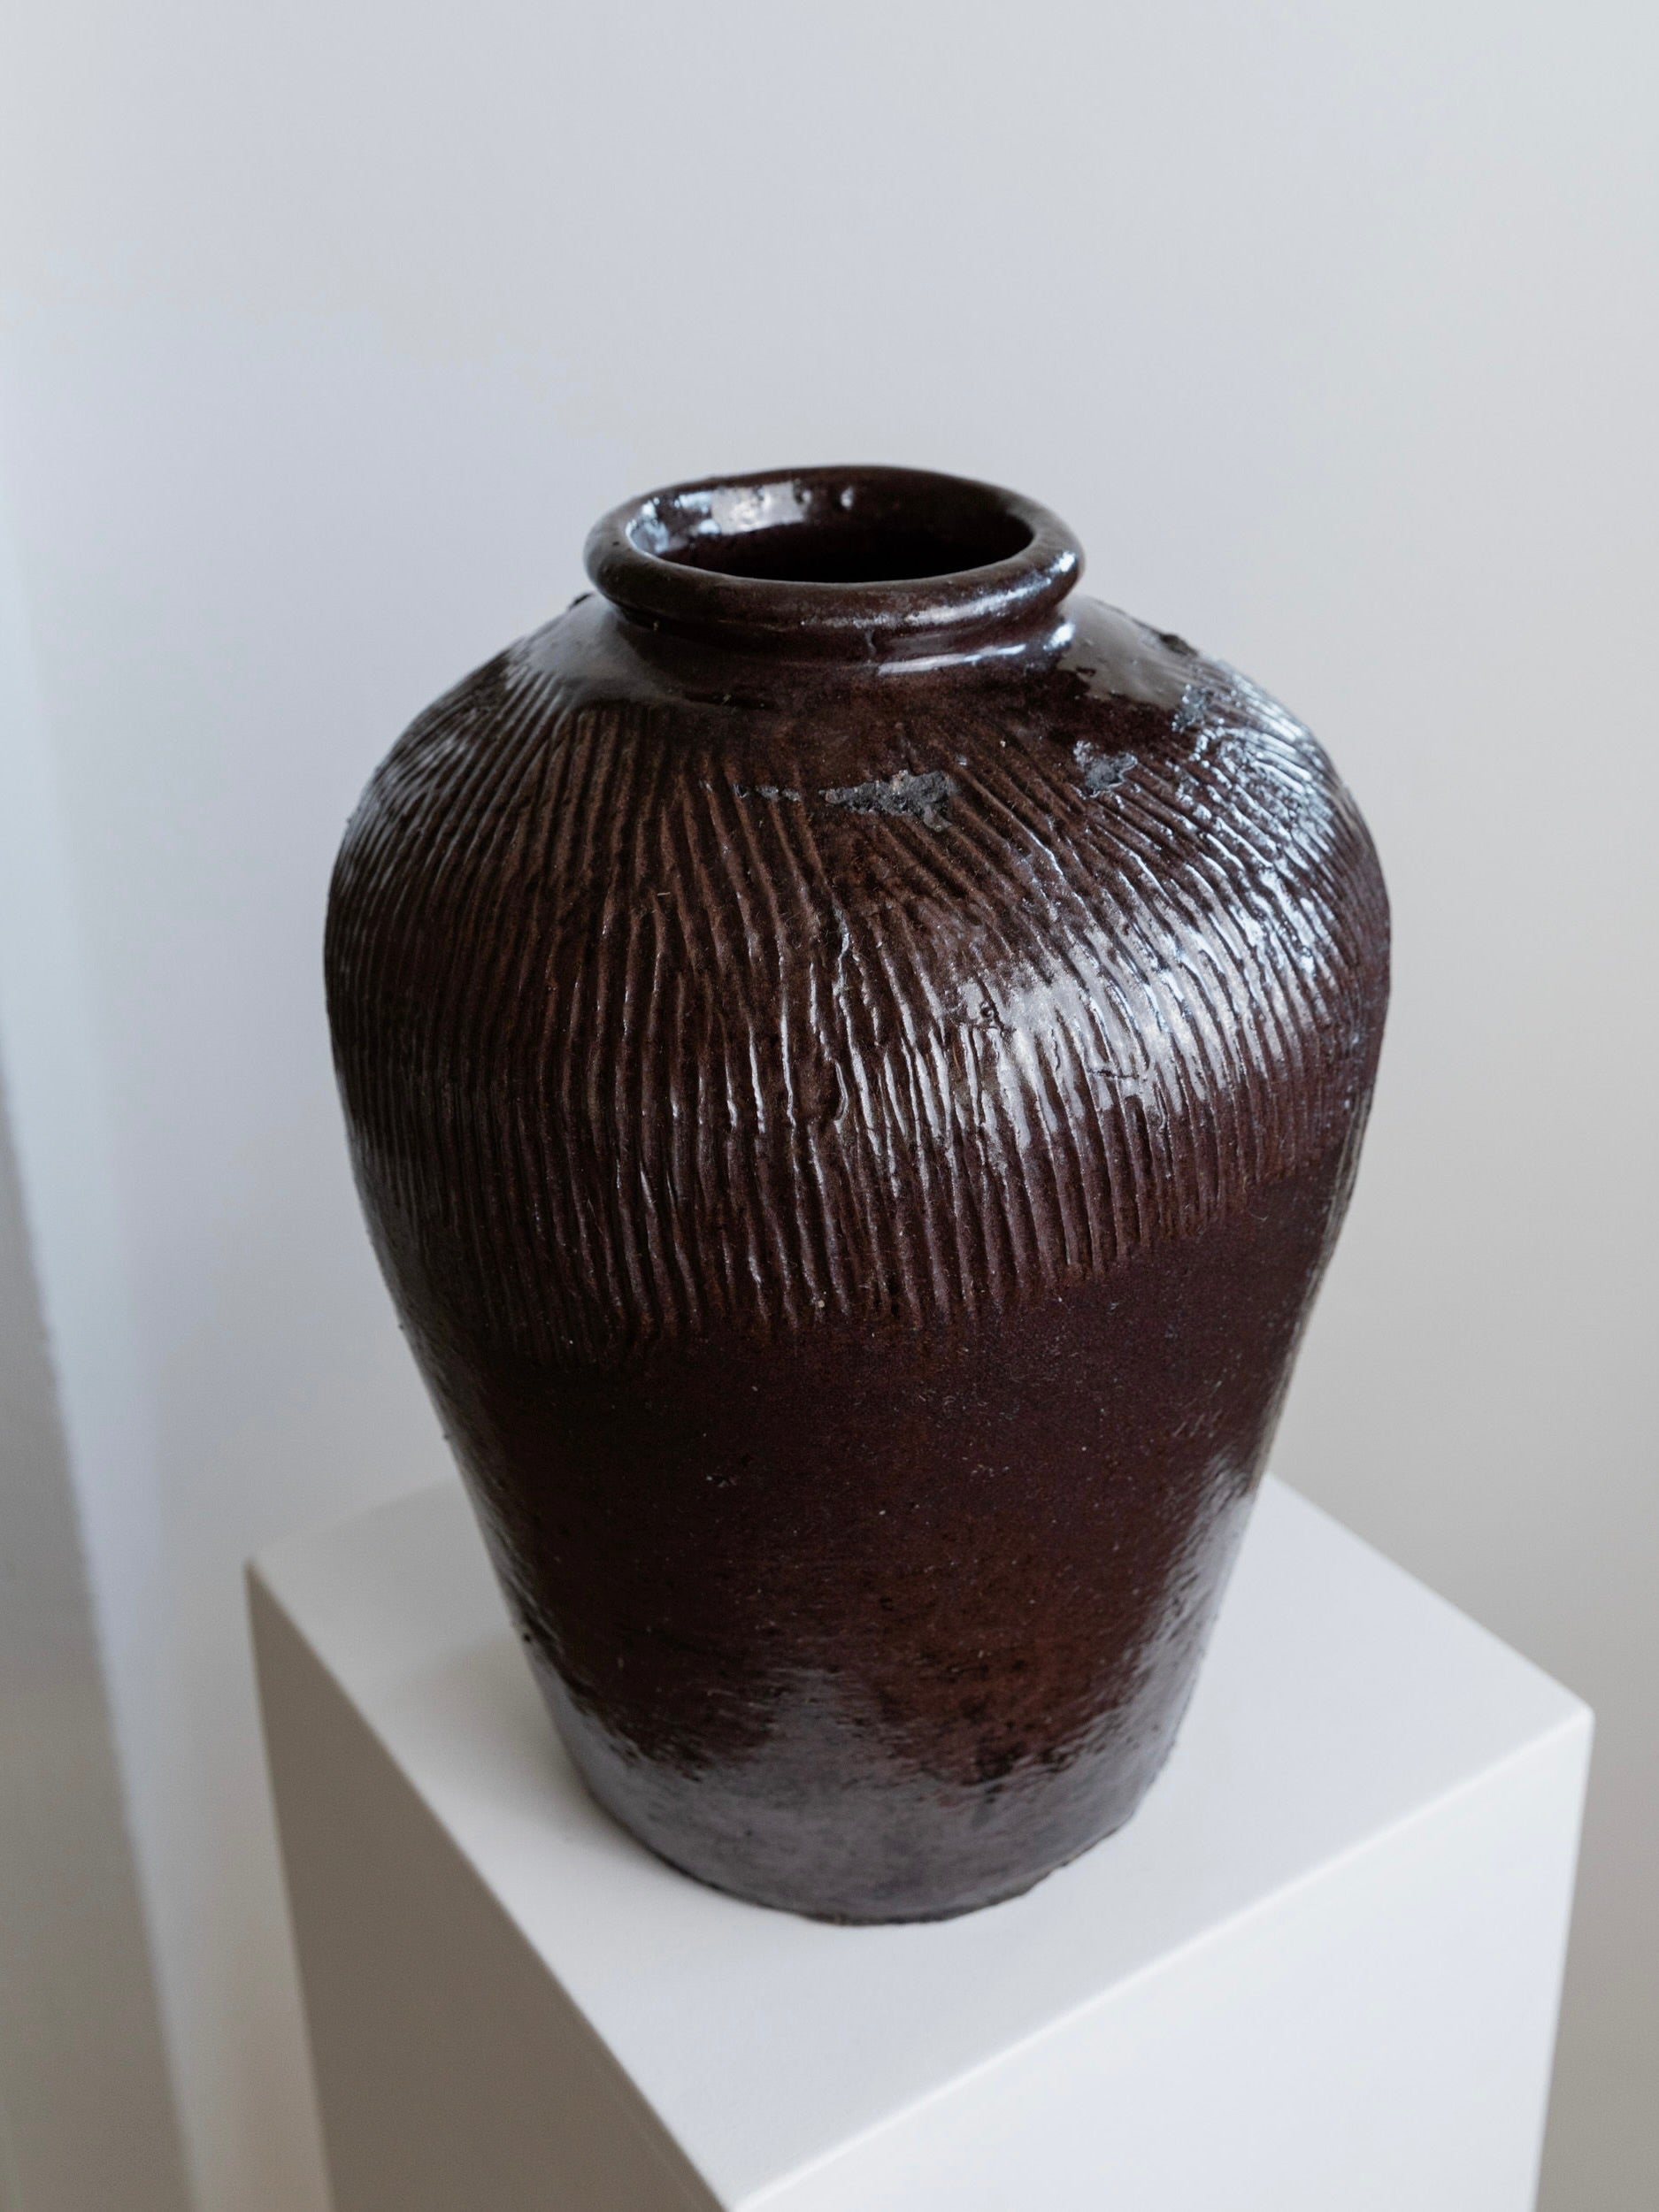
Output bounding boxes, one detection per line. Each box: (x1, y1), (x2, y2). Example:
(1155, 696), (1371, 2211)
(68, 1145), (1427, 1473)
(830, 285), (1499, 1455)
(251, 1478), (1589, 2212)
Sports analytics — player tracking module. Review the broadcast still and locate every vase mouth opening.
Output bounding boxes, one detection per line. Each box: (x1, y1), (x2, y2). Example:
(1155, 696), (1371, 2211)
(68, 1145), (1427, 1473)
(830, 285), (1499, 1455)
(583, 465), (1083, 661)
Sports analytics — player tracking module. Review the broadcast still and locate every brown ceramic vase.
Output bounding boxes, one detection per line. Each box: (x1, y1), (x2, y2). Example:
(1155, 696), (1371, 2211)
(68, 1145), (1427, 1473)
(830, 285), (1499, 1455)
(326, 465), (1388, 1922)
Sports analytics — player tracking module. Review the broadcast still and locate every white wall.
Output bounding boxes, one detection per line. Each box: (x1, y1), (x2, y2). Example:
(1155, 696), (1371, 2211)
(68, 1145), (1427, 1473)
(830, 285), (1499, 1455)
(0, 4), (1653, 2207)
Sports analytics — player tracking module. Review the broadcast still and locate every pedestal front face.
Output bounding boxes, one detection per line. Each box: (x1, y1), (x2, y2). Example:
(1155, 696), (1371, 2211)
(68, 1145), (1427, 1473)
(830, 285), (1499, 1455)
(252, 1479), (1589, 2212)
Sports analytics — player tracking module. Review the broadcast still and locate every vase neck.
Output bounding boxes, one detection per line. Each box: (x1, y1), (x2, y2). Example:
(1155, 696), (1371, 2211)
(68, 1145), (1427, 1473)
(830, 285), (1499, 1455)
(583, 465), (1082, 665)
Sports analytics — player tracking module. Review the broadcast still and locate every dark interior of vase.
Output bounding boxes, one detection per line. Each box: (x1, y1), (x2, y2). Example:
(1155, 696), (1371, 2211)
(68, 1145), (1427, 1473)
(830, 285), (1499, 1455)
(660, 515), (1031, 585)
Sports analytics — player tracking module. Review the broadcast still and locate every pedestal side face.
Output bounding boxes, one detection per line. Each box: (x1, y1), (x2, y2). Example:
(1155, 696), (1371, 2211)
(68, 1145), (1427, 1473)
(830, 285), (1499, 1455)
(251, 1479), (1588, 2211)
(251, 1578), (722, 2212)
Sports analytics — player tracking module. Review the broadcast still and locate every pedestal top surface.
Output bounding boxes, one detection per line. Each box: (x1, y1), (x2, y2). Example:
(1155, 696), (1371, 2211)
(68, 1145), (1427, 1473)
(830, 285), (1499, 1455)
(254, 1476), (1584, 2206)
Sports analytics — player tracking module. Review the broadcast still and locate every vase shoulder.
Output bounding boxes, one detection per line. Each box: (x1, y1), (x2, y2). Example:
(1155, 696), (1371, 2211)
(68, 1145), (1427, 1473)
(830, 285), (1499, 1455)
(327, 588), (1386, 1371)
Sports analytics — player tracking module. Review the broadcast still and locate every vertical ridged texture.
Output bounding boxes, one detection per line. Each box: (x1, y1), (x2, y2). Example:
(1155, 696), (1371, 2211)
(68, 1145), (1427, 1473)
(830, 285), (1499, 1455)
(327, 603), (1386, 1372)
(324, 584), (1388, 1922)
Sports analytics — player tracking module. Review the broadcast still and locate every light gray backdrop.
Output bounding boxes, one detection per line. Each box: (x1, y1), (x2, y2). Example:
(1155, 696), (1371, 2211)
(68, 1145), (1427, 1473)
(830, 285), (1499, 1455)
(1, 4), (1654, 2208)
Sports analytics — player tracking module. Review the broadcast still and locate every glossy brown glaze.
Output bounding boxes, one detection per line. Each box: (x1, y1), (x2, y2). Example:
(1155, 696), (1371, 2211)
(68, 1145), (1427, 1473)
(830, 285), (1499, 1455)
(326, 465), (1388, 1920)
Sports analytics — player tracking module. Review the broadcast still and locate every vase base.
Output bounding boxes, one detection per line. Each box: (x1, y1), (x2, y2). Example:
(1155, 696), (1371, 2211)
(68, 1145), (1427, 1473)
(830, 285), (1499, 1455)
(610, 1808), (1135, 1925)
(538, 1656), (1179, 1924)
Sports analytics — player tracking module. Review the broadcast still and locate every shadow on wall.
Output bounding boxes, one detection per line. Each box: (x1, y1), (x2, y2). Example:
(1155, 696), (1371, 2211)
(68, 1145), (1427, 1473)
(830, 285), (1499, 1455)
(0, 1063), (190, 2212)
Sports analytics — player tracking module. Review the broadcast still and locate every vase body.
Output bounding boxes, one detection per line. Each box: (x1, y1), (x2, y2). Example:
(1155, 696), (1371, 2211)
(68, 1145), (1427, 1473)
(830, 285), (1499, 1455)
(326, 466), (1388, 1921)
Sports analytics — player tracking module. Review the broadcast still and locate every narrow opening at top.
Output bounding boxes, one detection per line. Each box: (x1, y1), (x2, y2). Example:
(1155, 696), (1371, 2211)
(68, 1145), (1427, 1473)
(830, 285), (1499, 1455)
(655, 512), (1035, 586)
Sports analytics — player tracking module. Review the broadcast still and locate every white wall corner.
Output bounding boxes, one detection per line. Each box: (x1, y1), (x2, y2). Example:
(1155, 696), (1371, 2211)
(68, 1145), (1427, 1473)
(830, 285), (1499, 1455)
(0, 482), (193, 2212)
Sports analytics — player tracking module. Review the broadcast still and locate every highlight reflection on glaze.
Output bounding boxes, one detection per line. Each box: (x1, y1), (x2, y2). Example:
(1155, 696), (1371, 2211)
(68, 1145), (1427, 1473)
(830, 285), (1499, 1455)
(326, 465), (1389, 1922)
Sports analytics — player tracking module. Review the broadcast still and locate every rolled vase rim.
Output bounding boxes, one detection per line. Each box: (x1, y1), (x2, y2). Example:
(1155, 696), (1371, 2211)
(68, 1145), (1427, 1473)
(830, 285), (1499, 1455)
(583, 463), (1085, 660)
